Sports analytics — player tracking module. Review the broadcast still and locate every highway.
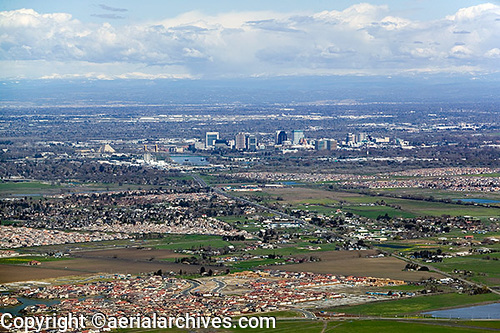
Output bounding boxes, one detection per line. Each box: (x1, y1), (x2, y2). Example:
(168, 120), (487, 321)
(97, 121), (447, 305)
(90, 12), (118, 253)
(192, 175), (337, 236)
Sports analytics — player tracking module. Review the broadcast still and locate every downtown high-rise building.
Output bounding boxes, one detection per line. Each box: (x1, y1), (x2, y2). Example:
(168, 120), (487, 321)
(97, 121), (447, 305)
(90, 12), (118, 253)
(205, 132), (219, 148)
(291, 130), (304, 145)
(275, 130), (287, 145)
(315, 139), (337, 151)
(346, 133), (356, 144)
(246, 135), (257, 150)
(235, 132), (246, 150)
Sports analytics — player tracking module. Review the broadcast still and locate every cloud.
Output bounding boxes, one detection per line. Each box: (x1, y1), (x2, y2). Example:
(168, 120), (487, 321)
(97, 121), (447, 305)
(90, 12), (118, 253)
(99, 4), (127, 12)
(91, 14), (125, 20)
(0, 3), (499, 79)
(485, 48), (500, 58)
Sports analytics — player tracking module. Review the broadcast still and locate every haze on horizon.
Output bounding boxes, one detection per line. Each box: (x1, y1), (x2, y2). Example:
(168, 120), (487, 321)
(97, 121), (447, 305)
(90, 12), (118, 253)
(0, 1), (499, 81)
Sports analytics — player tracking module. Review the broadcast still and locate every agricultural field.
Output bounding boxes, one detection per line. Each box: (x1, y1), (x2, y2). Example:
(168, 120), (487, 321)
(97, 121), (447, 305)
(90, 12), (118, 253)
(327, 292), (500, 317)
(0, 180), (153, 198)
(246, 186), (500, 219)
(366, 233), (500, 287)
(0, 265), (89, 283)
(150, 234), (237, 251)
(0, 255), (71, 265)
(267, 250), (442, 281)
(115, 319), (500, 332)
(429, 253), (500, 287)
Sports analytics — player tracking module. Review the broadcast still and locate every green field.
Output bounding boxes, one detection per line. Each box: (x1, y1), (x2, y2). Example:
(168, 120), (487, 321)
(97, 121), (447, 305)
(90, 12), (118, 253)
(0, 256), (71, 265)
(342, 196), (500, 218)
(258, 186), (500, 218)
(0, 181), (56, 196)
(343, 205), (417, 219)
(0, 181), (154, 198)
(323, 320), (500, 333)
(328, 293), (500, 316)
(151, 234), (235, 250)
(430, 254), (500, 286)
(117, 319), (500, 332)
(228, 258), (287, 270)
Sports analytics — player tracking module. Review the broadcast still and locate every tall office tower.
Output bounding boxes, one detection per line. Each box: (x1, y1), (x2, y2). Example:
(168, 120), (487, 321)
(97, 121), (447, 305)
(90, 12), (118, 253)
(327, 139), (338, 150)
(291, 130), (304, 145)
(316, 139), (338, 151)
(357, 132), (367, 142)
(246, 135), (257, 150)
(235, 132), (247, 150)
(346, 133), (356, 144)
(315, 139), (327, 150)
(205, 132), (219, 148)
(276, 130), (287, 145)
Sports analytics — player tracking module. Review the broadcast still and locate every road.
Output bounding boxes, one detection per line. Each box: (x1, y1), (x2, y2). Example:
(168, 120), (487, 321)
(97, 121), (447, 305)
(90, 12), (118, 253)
(294, 308), (317, 319)
(211, 277), (226, 294)
(180, 279), (201, 296)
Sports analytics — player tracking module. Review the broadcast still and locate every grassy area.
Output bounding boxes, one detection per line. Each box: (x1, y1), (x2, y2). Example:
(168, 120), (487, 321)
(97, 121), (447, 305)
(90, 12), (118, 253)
(430, 255), (500, 286)
(261, 187), (500, 218)
(341, 196), (500, 218)
(1, 220), (26, 225)
(456, 321), (500, 329)
(232, 320), (321, 332)
(342, 205), (417, 219)
(228, 258), (287, 270)
(328, 293), (500, 316)
(151, 234), (234, 250)
(0, 181), (155, 198)
(0, 181), (56, 197)
(325, 320), (498, 333)
(0, 256), (71, 265)
(0, 181), (54, 191)
(117, 319), (500, 332)
(17, 239), (139, 254)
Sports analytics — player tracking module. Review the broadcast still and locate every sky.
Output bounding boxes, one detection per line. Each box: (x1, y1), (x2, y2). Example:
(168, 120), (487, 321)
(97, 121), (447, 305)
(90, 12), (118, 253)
(0, 1), (499, 80)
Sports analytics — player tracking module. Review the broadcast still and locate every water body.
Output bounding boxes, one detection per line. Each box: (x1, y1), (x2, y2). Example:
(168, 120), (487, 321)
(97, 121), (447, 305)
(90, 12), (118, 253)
(454, 198), (500, 204)
(1, 297), (60, 316)
(376, 244), (411, 249)
(279, 181), (302, 185)
(12, 194), (44, 197)
(169, 155), (208, 166)
(424, 303), (500, 319)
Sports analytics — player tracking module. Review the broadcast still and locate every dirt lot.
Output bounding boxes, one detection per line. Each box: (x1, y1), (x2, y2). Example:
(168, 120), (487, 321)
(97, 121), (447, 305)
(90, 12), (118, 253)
(40, 258), (207, 275)
(268, 250), (443, 281)
(0, 265), (85, 283)
(0, 248), (214, 283)
(264, 187), (362, 203)
(72, 247), (185, 260)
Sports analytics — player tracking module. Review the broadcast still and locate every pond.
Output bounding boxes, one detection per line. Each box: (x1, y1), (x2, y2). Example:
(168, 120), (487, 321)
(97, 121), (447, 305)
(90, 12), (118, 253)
(1, 297), (60, 316)
(454, 198), (500, 204)
(169, 155), (209, 166)
(424, 302), (500, 319)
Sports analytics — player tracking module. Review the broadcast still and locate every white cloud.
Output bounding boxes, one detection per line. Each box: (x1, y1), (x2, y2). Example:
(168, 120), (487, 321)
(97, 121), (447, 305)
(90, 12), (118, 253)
(0, 3), (499, 79)
(485, 48), (500, 58)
